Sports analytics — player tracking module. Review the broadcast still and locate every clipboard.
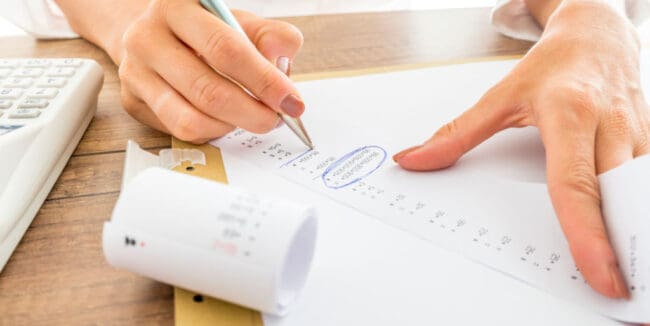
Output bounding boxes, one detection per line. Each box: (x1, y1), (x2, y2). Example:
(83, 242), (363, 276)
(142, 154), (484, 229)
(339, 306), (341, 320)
(170, 137), (263, 326)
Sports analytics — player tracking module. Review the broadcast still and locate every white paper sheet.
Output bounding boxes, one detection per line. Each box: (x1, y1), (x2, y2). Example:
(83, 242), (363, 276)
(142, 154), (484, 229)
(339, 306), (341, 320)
(211, 56), (650, 323)
(103, 167), (318, 315)
(600, 154), (650, 306)
(224, 155), (624, 326)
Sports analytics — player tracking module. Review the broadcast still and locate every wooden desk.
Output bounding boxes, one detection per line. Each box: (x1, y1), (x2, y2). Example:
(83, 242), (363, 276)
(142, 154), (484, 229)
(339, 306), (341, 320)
(0, 8), (532, 325)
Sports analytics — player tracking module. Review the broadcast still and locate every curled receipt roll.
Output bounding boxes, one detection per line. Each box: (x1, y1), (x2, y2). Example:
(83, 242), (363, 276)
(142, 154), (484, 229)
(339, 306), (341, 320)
(102, 167), (318, 316)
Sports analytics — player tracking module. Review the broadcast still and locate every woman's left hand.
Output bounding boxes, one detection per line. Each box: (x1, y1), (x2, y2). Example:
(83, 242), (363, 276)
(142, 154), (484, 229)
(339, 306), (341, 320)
(394, 0), (649, 300)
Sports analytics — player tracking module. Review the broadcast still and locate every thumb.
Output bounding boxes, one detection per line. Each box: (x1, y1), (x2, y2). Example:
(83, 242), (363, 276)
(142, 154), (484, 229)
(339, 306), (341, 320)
(235, 10), (303, 74)
(394, 86), (522, 171)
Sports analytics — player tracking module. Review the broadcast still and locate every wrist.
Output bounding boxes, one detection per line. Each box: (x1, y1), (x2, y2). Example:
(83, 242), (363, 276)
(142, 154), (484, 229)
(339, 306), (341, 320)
(55, 0), (149, 64)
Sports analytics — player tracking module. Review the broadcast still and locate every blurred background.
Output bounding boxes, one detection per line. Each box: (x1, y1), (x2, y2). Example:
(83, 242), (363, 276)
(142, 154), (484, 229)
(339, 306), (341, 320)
(0, 0), (496, 37)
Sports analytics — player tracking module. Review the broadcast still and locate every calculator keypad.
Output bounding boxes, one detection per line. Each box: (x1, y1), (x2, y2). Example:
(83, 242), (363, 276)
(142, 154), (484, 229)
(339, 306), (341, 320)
(37, 77), (66, 88)
(18, 99), (49, 109)
(13, 68), (44, 78)
(0, 58), (81, 127)
(4, 77), (33, 88)
(46, 67), (75, 77)
(0, 88), (23, 99)
(9, 109), (40, 119)
(27, 88), (58, 99)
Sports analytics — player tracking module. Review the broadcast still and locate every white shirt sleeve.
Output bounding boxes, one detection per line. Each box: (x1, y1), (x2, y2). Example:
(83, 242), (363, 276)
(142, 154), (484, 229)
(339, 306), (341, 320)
(491, 0), (650, 42)
(0, 0), (78, 39)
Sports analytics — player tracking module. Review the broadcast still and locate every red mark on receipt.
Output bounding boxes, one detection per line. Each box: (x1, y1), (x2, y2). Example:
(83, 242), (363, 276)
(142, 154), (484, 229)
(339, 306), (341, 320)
(213, 240), (237, 255)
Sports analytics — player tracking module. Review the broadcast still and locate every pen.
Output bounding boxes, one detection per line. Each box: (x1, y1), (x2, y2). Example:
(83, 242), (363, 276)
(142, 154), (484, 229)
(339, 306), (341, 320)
(199, 0), (314, 149)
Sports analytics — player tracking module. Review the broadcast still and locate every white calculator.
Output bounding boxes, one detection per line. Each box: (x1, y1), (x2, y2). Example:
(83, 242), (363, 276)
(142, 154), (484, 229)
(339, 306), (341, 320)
(0, 58), (104, 271)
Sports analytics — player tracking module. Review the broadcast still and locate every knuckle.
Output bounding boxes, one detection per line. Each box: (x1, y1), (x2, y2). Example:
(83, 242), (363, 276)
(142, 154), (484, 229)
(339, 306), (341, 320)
(629, 106), (650, 156)
(568, 95), (599, 122)
(284, 23), (304, 49)
(171, 114), (202, 143)
(253, 64), (280, 99)
(549, 83), (601, 124)
(121, 27), (139, 52)
(551, 158), (601, 202)
(602, 107), (635, 138)
(508, 103), (534, 127)
(150, 90), (173, 114)
(190, 73), (230, 113)
(490, 79), (532, 126)
(274, 22), (304, 49)
(635, 122), (650, 155)
(120, 90), (140, 114)
(149, 0), (174, 19)
(435, 119), (460, 138)
(122, 19), (152, 53)
(254, 22), (304, 53)
(205, 30), (243, 63)
(117, 60), (135, 84)
(288, 23), (304, 44)
(149, 0), (166, 9)
(433, 119), (466, 159)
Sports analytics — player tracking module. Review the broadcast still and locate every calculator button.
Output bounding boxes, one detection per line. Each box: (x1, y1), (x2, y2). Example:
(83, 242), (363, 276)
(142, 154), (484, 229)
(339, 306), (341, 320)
(3, 77), (33, 88)
(24, 59), (51, 68)
(0, 60), (18, 69)
(46, 67), (75, 77)
(0, 69), (11, 78)
(37, 77), (67, 88)
(0, 88), (23, 99)
(9, 109), (40, 119)
(13, 68), (44, 77)
(55, 59), (83, 67)
(0, 125), (24, 135)
(27, 88), (58, 99)
(0, 100), (11, 109)
(18, 99), (49, 109)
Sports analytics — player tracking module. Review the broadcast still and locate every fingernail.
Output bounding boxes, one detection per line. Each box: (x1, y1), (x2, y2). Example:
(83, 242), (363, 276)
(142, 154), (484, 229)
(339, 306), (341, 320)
(609, 264), (631, 299)
(276, 56), (291, 76)
(393, 146), (422, 163)
(280, 94), (304, 117)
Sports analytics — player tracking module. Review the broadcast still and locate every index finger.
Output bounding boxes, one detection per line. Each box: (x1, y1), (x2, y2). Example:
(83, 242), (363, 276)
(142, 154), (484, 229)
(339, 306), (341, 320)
(539, 111), (630, 299)
(164, 1), (305, 117)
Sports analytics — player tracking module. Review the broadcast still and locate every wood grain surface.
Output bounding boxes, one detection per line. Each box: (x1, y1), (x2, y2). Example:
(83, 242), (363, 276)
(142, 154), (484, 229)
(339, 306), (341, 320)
(0, 8), (532, 325)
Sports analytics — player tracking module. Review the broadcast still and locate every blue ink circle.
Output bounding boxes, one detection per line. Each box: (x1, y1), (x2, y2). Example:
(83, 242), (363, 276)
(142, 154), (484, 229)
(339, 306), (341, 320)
(321, 146), (387, 189)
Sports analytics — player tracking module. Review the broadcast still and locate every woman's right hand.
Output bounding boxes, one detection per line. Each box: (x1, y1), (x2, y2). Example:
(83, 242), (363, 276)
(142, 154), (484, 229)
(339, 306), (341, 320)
(113, 0), (305, 143)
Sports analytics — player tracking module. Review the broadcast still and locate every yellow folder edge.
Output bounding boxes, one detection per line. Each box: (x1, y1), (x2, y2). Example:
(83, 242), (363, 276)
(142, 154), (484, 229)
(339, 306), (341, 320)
(171, 53), (525, 325)
(171, 138), (263, 326)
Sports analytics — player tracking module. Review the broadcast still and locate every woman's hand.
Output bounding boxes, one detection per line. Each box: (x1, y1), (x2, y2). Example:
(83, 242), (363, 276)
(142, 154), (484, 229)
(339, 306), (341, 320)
(394, 0), (650, 299)
(58, 0), (305, 143)
(119, 1), (305, 142)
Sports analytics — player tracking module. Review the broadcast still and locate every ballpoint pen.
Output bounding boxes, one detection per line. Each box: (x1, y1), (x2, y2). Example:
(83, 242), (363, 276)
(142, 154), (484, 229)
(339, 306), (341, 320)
(199, 0), (314, 149)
